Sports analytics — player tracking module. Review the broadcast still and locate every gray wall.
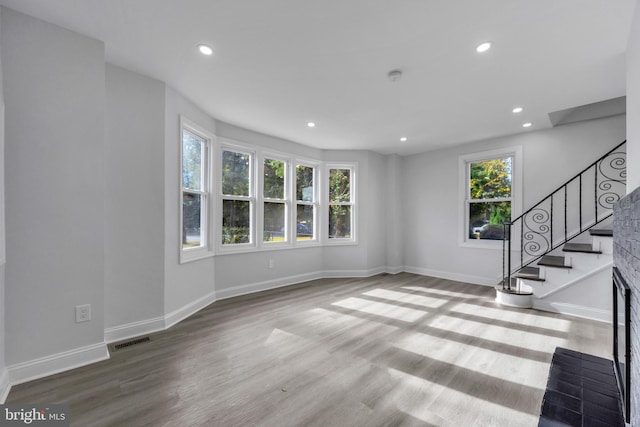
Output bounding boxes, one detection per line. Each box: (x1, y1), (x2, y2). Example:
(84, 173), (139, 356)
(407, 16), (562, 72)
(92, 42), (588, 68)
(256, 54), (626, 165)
(385, 154), (404, 271)
(1, 8), (105, 364)
(628, 0), (640, 193)
(401, 115), (626, 285)
(105, 64), (165, 329)
(163, 86), (217, 316)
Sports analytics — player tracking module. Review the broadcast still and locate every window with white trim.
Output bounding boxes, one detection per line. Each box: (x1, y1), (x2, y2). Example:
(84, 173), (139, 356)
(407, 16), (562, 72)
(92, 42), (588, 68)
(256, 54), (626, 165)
(466, 156), (513, 240)
(328, 165), (355, 241)
(459, 146), (522, 246)
(295, 163), (317, 241)
(262, 157), (288, 243)
(221, 147), (254, 246)
(180, 118), (213, 262)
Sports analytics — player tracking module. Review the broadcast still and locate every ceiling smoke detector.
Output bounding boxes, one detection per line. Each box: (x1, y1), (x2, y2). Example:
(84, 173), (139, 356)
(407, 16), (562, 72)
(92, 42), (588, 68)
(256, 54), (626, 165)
(387, 69), (403, 82)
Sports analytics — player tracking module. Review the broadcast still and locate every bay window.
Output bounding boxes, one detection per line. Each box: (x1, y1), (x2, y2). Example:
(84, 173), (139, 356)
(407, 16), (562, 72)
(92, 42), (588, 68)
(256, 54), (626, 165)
(221, 148), (253, 246)
(263, 157), (287, 243)
(328, 165), (356, 241)
(295, 163), (317, 241)
(180, 118), (213, 263)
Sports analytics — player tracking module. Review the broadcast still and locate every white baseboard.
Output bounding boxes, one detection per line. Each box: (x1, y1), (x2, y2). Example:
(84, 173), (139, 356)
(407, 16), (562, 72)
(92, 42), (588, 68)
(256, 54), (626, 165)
(215, 271), (324, 301)
(103, 266), (492, 346)
(104, 291), (218, 343)
(105, 267), (404, 346)
(533, 300), (611, 323)
(164, 290), (217, 329)
(384, 265), (405, 275)
(8, 342), (109, 387)
(104, 316), (165, 344)
(322, 267), (387, 278)
(216, 267), (395, 301)
(0, 367), (10, 403)
(404, 265), (498, 286)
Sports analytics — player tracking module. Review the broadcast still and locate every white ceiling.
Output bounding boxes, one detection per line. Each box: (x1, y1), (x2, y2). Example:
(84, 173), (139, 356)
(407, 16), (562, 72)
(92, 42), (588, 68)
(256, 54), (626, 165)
(0, 0), (635, 155)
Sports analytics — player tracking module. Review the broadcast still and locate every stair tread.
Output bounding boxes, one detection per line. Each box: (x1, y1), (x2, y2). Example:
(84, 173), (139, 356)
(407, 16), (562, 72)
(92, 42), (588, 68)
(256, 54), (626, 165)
(563, 243), (602, 254)
(538, 255), (572, 269)
(589, 229), (613, 237)
(514, 267), (545, 281)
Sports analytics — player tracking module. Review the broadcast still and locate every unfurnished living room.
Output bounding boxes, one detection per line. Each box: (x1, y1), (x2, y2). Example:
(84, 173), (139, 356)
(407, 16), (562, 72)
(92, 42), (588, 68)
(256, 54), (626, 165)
(0, 1), (638, 426)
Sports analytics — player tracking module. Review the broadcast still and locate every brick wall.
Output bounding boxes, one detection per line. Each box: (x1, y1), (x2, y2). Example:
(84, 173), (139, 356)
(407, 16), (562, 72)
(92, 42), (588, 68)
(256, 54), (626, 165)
(613, 186), (640, 426)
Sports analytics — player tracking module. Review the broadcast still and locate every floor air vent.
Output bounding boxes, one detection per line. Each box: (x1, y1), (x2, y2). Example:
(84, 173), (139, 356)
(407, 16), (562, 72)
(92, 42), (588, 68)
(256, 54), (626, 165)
(110, 336), (151, 352)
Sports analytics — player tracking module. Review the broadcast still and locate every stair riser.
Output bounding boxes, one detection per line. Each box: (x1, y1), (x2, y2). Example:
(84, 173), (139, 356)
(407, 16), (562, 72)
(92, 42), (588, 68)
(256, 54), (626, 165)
(536, 261), (608, 283)
(592, 236), (613, 255)
(520, 263), (612, 300)
(556, 251), (610, 267)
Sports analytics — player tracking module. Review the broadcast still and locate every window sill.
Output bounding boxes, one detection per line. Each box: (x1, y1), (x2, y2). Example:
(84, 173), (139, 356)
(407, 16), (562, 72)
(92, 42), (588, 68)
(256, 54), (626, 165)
(459, 239), (505, 250)
(216, 241), (323, 255)
(180, 248), (215, 264)
(325, 239), (358, 247)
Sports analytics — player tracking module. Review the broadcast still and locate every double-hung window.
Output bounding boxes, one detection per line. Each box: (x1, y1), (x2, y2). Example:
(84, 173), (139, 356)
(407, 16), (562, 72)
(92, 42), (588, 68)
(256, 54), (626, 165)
(460, 147), (522, 243)
(221, 147), (254, 246)
(328, 165), (356, 241)
(180, 118), (213, 262)
(295, 163), (317, 241)
(263, 157), (287, 243)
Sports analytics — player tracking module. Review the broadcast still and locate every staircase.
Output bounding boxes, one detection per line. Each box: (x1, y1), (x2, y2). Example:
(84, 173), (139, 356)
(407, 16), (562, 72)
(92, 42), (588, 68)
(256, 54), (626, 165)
(496, 141), (626, 320)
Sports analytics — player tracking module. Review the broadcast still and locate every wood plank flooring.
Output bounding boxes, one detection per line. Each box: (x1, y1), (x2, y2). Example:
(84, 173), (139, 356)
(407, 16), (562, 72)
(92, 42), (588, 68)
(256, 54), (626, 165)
(7, 273), (612, 426)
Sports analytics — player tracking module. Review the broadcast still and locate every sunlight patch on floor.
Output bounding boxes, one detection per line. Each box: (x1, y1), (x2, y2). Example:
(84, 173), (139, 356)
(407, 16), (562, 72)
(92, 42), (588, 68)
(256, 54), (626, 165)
(264, 327), (309, 347)
(362, 288), (447, 308)
(393, 331), (550, 386)
(401, 285), (476, 299)
(386, 368), (540, 425)
(306, 307), (394, 328)
(383, 367), (446, 425)
(332, 297), (425, 322)
(453, 302), (571, 332)
(427, 311), (567, 353)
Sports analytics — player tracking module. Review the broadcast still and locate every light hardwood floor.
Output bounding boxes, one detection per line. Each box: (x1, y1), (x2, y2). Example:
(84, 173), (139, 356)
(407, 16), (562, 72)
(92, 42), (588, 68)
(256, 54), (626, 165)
(7, 273), (611, 426)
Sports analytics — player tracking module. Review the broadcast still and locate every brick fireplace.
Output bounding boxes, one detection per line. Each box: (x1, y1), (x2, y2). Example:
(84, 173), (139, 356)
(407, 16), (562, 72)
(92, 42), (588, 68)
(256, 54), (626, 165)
(613, 185), (640, 425)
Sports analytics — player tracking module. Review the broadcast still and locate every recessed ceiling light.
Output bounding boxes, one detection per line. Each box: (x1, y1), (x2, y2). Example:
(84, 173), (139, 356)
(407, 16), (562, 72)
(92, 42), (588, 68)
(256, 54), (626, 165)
(522, 122), (533, 128)
(197, 44), (213, 56)
(476, 42), (492, 53)
(400, 137), (407, 142)
(512, 107), (523, 113)
(307, 122), (316, 128)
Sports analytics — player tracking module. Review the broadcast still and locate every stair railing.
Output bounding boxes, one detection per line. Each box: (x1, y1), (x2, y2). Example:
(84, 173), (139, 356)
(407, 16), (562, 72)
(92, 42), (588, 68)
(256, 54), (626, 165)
(502, 141), (626, 290)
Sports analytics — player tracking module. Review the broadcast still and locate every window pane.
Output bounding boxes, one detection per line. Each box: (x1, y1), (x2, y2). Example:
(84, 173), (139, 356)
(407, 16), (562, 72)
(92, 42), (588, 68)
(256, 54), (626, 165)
(182, 130), (204, 190)
(222, 200), (250, 244)
(469, 201), (511, 240)
(296, 205), (314, 241)
(264, 159), (285, 199)
(222, 150), (250, 196)
(469, 158), (512, 199)
(329, 205), (351, 238)
(329, 169), (351, 202)
(296, 165), (314, 201)
(182, 193), (202, 249)
(263, 202), (285, 242)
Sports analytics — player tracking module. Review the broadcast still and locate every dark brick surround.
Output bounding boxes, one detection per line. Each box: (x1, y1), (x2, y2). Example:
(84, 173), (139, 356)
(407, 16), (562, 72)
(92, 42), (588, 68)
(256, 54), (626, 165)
(613, 186), (640, 426)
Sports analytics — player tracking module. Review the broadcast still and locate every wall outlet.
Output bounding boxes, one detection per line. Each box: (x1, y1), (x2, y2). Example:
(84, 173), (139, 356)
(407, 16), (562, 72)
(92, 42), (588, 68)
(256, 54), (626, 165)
(75, 304), (91, 323)
(268, 259), (275, 269)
